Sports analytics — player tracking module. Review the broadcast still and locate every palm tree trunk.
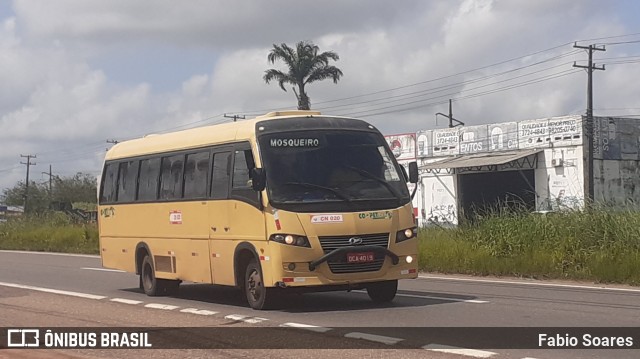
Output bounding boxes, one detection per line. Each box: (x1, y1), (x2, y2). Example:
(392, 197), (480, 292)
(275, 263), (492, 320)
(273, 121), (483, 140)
(297, 84), (310, 110)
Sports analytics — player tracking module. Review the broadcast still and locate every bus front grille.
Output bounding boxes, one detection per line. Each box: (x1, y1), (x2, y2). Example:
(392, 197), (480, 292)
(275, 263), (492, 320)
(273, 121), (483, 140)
(317, 233), (389, 252)
(318, 233), (389, 274)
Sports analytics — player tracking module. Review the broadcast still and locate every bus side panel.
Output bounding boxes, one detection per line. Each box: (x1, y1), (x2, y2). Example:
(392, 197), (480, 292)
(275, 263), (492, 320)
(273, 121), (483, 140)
(99, 202), (212, 283)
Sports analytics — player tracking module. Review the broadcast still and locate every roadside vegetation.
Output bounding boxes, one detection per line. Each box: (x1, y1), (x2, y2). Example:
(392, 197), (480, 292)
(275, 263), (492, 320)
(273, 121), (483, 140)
(0, 213), (98, 254)
(419, 207), (640, 285)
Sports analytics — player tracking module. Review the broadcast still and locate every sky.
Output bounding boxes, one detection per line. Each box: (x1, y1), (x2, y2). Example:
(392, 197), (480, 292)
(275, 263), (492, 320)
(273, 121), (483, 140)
(1, 0), (640, 193)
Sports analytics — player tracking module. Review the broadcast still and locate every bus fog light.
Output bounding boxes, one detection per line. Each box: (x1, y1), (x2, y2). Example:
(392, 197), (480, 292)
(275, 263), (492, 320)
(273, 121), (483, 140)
(288, 263), (296, 271)
(404, 229), (414, 238)
(285, 235), (295, 244)
(406, 256), (413, 264)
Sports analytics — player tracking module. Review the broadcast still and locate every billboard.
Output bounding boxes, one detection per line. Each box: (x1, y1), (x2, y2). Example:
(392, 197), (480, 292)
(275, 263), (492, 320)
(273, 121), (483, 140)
(594, 117), (640, 160)
(459, 125), (489, 154)
(548, 116), (582, 146)
(385, 133), (416, 161)
(518, 119), (550, 149)
(432, 128), (459, 156)
(487, 122), (518, 152)
(416, 130), (432, 157)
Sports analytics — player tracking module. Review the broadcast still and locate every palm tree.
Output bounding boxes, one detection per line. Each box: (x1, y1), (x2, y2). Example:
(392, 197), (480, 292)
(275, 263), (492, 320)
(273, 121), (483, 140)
(263, 41), (343, 110)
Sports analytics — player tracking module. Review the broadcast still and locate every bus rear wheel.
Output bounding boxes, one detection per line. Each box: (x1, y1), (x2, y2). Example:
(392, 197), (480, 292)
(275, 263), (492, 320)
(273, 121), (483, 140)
(244, 259), (278, 310)
(140, 254), (179, 296)
(366, 280), (398, 303)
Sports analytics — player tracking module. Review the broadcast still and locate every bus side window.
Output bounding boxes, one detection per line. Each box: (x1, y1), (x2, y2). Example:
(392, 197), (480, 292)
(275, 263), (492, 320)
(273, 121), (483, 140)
(184, 151), (210, 199)
(117, 160), (139, 202)
(159, 154), (185, 200)
(211, 151), (231, 199)
(100, 162), (119, 204)
(231, 149), (258, 205)
(137, 157), (161, 201)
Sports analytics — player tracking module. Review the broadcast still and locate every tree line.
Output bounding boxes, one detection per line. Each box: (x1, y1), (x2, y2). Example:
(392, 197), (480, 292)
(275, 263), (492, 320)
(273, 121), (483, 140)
(1, 173), (98, 214)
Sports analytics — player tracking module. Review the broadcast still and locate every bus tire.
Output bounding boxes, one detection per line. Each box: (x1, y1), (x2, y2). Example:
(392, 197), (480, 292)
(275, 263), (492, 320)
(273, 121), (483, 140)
(140, 254), (163, 296)
(366, 280), (398, 303)
(244, 259), (278, 310)
(140, 255), (180, 296)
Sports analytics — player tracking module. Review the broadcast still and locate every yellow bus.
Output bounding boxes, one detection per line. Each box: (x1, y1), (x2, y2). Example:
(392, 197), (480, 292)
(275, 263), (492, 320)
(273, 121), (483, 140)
(98, 110), (419, 310)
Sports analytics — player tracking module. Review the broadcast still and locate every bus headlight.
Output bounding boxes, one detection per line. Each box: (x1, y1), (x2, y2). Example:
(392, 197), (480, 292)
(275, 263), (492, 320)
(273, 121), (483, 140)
(270, 234), (311, 248)
(396, 227), (417, 243)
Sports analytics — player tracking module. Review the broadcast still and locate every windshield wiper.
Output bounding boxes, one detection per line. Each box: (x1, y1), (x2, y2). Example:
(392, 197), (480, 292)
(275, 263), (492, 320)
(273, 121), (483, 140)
(344, 166), (403, 202)
(284, 182), (353, 203)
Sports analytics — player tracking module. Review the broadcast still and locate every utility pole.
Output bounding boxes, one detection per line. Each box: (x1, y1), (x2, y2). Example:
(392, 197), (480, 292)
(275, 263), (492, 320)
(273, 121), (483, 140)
(20, 154), (36, 214)
(42, 165), (61, 200)
(106, 139), (119, 152)
(573, 42), (605, 204)
(224, 113), (246, 122)
(436, 99), (465, 128)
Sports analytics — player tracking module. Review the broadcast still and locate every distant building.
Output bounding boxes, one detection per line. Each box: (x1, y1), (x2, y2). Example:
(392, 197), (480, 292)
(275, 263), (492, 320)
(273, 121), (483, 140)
(387, 115), (640, 227)
(0, 204), (24, 221)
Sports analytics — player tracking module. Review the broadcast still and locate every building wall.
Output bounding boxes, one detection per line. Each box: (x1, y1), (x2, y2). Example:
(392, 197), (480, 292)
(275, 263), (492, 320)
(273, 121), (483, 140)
(535, 147), (585, 211)
(593, 117), (640, 206)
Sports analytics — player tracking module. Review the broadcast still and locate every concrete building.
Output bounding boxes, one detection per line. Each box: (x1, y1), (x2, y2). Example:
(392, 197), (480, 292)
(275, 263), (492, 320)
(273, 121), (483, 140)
(387, 115), (640, 227)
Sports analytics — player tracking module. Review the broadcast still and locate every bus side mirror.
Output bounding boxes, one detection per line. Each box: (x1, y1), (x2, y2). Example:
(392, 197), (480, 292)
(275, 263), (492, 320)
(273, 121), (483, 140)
(408, 162), (418, 183)
(250, 168), (266, 191)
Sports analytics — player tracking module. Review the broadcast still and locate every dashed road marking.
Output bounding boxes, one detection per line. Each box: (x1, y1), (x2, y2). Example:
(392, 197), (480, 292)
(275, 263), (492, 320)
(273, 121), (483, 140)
(82, 267), (125, 273)
(224, 314), (269, 324)
(397, 292), (488, 303)
(344, 332), (403, 345)
(0, 281), (106, 300)
(110, 298), (143, 305)
(353, 290), (488, 303)
(419, 274), (640, 293)
(0, 250), (99, 258)
(280, 322), (332, 333)
(144, 303), (179, 310)
(180, 308), (218, 316)
(423, 344), (497, 358)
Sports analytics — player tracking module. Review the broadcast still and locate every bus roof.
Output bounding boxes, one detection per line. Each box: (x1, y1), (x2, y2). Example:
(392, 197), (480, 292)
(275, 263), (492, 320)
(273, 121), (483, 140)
(105, 110), (337, 160)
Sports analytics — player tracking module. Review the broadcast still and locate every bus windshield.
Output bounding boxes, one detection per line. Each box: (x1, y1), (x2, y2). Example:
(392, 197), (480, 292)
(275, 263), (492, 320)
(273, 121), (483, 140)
(258, 130), (410, 211)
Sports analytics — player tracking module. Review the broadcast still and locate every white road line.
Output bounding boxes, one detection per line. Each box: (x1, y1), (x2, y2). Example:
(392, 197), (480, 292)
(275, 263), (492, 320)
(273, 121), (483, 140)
(144, 303), (179, 310)
(0, 250), (99, 258)
(82, 267), (125, 273)
(353, 290), (488, 303)
(397, 292), (488, 304)
(344, 332), (403, 345)
(422, 344), (496, 358)
(110, 298), (143, 305)
(180, 308), (218, 316)
(279, 323), (332, 333)
(419, 274), (640, 293)
(0, 281), (106, 300)
(224, 314), (269, 324)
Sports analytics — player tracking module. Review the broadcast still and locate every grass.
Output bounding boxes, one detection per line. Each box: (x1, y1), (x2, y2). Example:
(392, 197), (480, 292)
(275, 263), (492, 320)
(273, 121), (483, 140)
(0, 213), (99, 254)
(419, 207), (640, 285)
(2, 207), (640, 285)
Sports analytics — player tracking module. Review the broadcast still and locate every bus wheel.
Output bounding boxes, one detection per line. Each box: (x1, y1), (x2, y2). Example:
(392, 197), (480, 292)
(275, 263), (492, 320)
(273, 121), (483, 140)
(141, 255), (162, 296)
(366, 280), (398, 303)
(244, 260), (277, 310)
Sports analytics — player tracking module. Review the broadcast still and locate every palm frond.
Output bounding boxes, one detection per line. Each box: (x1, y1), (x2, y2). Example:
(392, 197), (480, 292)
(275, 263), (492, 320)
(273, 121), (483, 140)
(305, 66), (343, 85)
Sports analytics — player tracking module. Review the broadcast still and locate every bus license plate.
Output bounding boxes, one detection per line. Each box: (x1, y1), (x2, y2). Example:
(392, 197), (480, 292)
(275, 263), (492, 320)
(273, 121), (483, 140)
(347, 252), (374, 263)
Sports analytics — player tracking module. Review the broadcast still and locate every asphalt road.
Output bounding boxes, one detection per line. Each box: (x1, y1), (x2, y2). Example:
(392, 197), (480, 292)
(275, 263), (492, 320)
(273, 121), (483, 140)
(0, 250), (639, 359)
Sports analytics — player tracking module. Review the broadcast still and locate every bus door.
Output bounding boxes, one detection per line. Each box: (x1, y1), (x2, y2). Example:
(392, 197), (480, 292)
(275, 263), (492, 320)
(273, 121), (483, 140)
(208, 147), (233, 284)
